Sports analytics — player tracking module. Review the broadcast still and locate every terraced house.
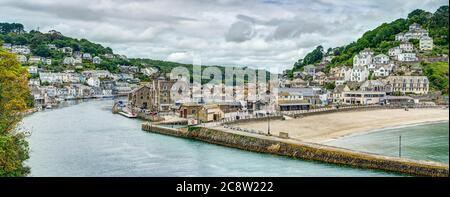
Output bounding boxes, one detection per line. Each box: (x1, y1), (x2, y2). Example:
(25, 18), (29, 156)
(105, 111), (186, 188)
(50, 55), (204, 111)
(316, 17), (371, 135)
(384, 76), (429, 94)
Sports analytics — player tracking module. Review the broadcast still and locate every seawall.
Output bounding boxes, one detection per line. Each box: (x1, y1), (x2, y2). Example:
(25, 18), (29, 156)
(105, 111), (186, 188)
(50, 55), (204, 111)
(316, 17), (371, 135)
(142, 123), (449, 177)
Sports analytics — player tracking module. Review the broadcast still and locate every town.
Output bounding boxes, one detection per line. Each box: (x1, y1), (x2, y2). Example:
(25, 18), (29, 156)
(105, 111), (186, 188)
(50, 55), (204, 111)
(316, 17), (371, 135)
(0, 1), (448, 180)
(3, 22), (446, 123)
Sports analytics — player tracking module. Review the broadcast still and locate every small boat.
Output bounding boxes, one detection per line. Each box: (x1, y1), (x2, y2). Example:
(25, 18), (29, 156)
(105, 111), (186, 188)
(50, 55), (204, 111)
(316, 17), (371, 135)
(45, 105), (53, 109)
(119, 111), (137, 118)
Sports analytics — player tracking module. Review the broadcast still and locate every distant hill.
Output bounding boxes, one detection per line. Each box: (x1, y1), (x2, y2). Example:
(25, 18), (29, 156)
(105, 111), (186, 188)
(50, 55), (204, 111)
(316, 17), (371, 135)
(0, 23), (272, 83)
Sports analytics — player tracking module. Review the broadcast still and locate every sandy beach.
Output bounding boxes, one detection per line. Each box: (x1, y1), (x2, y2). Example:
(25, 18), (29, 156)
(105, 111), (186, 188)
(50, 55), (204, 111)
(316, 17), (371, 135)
(230, 108), (449, 143)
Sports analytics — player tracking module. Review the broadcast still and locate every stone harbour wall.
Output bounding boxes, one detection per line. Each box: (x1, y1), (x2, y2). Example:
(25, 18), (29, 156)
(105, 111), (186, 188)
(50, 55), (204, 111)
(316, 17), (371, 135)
(142, 123), (449, 177)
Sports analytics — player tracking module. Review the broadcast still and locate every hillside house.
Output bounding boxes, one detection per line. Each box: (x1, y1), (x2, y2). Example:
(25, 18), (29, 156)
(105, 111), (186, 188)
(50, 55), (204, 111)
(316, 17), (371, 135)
(398, 53), (418, 62)
(419, 36), (433, 51)
(384, 76), (429, 94)
(17, 55), (27, 63)
(388, 46), (402, 58)
(373, 54), (389, 65)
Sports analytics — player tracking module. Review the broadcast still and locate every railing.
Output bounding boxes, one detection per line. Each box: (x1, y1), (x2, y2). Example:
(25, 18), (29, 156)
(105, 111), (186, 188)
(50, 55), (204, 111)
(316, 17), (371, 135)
(280, 104), (447, 116)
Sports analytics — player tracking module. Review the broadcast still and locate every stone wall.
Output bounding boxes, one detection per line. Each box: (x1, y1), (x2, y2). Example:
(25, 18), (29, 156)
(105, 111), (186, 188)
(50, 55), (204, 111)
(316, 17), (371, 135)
(142, 123), (449, 177)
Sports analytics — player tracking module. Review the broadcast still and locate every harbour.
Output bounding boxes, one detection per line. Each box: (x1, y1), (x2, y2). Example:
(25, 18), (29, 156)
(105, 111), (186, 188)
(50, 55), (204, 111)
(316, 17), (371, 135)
(22, 99), (448, 177)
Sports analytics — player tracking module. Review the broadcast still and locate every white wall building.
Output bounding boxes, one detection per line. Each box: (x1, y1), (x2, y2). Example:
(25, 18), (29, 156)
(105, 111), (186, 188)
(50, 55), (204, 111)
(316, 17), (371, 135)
(93, 56), (102, 64)
(373, 54), (389, 65)
(341, 91), (386, 105)
(388, 47), (402, 57)
(399, 42), (414, 52)
(28, 56), (42, 64)
(419, 36), (433, 51)
(86, 77), (101, 87)
(398, 53), (418, 62)
(384, 76), (429, 94)
(17, 55), (27, 63)
(373, 64), (393, 77)
(350, 66), (369, 82)
(28, 66), (38, 74)
(11, 45), (31, 55)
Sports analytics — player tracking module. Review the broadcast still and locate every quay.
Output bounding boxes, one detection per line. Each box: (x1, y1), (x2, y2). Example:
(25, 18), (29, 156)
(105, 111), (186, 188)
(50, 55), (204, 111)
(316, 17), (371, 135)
(142, 123), (449, 177)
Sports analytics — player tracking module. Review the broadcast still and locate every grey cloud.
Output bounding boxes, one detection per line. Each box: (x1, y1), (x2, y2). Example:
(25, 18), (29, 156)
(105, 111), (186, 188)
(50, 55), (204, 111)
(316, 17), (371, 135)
(225, 21), (255, 42)
(0, 0), (448, 70)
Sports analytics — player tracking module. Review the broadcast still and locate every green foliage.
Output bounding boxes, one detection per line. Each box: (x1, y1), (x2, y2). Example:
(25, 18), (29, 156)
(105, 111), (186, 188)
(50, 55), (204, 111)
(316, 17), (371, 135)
(0, 23), (24, 34)
(41, 81), (50, 86)
(292, 46), (323, 72)
(0, 48), (30, 176)
(0, 133), (30, 176)
(323, 82), (335, 90)
(33, 44), (51, 57)
(422, 61), (449, 95)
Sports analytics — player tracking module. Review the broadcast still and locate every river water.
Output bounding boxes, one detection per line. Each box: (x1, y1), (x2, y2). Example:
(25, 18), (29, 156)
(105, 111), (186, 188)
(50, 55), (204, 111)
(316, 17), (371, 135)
(21, 99), (447, 177)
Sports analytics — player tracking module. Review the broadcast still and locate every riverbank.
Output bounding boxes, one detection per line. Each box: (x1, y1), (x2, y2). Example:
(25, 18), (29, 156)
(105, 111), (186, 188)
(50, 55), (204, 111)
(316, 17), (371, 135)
(142, 123), (449, 177)
(230, 108), (449, 143)
(25, 99), (401, 176)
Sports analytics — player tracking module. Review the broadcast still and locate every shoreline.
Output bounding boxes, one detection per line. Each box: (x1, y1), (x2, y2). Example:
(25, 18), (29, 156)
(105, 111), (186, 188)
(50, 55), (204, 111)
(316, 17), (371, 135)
(320, 119), (449, 143)
(231, 108), (449, 143)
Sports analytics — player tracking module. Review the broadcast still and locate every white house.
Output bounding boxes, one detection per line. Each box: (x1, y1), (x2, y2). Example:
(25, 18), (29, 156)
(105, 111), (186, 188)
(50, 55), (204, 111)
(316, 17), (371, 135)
(373, 64), (393, 77)
(341, 91), (386, 105)
(396, 23), (429, 41)
(304, 64), (316, 76)
(60, 47), (73, 55)
(384, 76), (429, 94)
(373, 54), (389, 65)
(28, 78), (40, 86)
(47, 44), (57, 50)
(398, 53), (418, 62)
(359, 48), (374, 56)
(2, 43), (12, 50)
(16, 55), (27, 63)
(420, 36), (433, 51)
(82, 53), (92, 60)
(409, 23), (421, 31)
(86, 77), (101, 87)
(11, 45), (31, 55)
(395, 33), (405, 41)
(353, 54), (372, 67)
(63, 57), (76, 65)
(93, 56), (102, 64)
(28, 66), (38, 74)
(340, 66), (352, 82)
(74, 57), (83, 64)
(353, 48), (374, 67)
(399, 42), (414, 52)
(82, 70), (111, 78)
(104, 54), (114, 59)
(388, 47), (402, 57)
(28, 56), (42, 64)
(350, 66), (369, 82)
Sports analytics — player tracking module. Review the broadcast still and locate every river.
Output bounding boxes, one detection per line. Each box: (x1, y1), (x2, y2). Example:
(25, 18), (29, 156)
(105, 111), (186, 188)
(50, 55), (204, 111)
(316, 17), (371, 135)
(21, 99), (446, 177)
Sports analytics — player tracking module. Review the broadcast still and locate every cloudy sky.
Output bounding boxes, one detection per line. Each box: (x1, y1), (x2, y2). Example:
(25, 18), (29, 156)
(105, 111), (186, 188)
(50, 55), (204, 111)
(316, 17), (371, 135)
(0, 0), (447, 72)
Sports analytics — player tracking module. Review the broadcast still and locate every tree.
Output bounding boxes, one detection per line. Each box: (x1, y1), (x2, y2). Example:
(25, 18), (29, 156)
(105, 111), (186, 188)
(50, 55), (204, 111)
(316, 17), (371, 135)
(33, 44), (51, 57)
(0, 23), (24, 34)
(0, 48), (30, 176)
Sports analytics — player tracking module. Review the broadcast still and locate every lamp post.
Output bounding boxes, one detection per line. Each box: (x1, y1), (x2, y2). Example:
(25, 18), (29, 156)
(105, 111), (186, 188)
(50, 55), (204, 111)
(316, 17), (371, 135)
(266, 90), (271, 136)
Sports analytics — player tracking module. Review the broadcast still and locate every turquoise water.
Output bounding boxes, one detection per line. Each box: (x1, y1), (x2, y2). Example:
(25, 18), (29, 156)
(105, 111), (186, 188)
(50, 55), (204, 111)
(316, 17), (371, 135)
(326, 122), (449, 163)
(22, 99), (401, 177)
